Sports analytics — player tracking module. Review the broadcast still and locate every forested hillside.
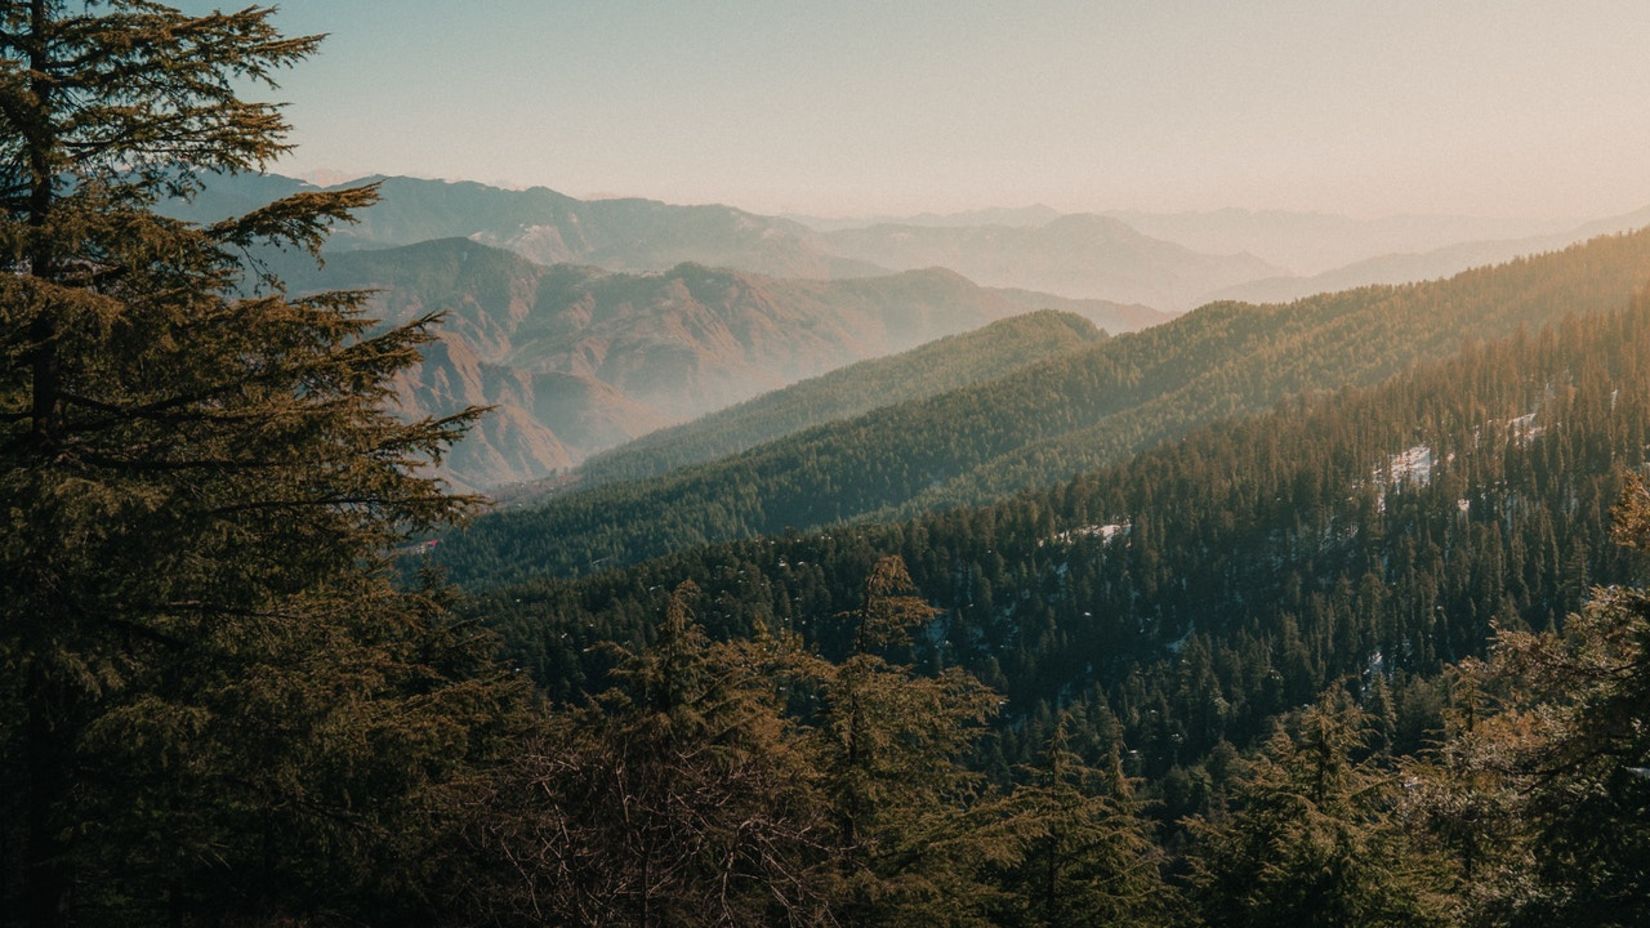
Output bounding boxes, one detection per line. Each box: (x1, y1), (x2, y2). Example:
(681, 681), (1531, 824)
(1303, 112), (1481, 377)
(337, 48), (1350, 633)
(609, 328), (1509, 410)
(558, 310), (1104, 492)
(285, 240), (1160, 489)
(432, 229), (1650, 583)
(474, 295), (1650, 786)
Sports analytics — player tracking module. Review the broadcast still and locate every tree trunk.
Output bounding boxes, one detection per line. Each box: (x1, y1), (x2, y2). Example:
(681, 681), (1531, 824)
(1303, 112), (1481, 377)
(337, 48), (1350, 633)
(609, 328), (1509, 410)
(25, 0), (59, 446)
(23, 5), (70, 925)
(24, 667), (70, 928)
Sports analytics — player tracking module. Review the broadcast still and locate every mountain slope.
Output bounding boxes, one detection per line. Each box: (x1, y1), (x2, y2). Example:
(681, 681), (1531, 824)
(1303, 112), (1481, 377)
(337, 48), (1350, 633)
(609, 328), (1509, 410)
(429, 228), (1650, 584)
(822, 214), (1284, 308)
(474, 297), (1650, 790)
(287, 240), (1163, 490)
(553, 310), (1106, 494)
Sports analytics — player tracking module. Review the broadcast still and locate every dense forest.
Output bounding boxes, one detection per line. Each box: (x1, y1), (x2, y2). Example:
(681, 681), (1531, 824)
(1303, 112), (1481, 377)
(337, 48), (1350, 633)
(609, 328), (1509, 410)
(3, 4), (1647, 928)
(475, 296), (1650, 775)
(434, 229), (1650, 585)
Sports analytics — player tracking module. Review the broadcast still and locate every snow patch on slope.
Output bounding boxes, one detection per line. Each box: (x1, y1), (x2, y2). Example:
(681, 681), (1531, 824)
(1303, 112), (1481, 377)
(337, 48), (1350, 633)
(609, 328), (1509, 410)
(1044, 521), (1132, 547)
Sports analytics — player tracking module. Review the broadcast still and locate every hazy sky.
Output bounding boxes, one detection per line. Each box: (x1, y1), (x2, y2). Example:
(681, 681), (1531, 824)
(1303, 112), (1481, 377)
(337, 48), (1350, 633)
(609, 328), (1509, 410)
(201, 0), (1650, 219)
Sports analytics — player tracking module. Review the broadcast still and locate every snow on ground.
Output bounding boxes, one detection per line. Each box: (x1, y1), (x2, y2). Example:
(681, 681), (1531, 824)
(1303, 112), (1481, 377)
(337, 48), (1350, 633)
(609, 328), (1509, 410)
(1044, 521), (1131, 547)
(1508, 412), (1546, 445)
(1378, 445), (1435, 487)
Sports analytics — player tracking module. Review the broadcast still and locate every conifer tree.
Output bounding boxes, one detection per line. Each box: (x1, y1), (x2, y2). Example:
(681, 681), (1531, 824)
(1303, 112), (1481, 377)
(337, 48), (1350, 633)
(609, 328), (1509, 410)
(987, 716), (1174, 928)
(472, 582), (836, 927)
(817, 556), (1005, 925)
(0, 4), (523, 925)
(1184, 691), (1451, 928)
(1414, 472), (1650, 927)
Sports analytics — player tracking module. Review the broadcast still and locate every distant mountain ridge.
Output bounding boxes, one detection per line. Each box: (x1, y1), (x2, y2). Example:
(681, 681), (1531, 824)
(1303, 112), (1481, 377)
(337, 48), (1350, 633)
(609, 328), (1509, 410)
(785, 204), (1064, 232)
(283, 238), (1167, 491)
(820, 214), (1282, 309)
(175, 173), (1286, 306)
(1103, 207), (1576, 276)
(427, 227), (1650, 585)
(790, 205), (1581, 276)
(1203, 205), (1650, 304)
(170, 172), (885, 280)
(178, 172), (1650, 310)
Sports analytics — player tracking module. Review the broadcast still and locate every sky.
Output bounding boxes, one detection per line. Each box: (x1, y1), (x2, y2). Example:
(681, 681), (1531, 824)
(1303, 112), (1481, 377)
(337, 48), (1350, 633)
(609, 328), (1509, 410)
(192, 0), (1650, 220)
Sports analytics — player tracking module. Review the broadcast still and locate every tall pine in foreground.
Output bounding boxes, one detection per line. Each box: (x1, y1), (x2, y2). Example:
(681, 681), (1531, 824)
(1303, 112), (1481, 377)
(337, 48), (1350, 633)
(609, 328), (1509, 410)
(820, 556), (1008, 926)
(0, 4), (523, 926)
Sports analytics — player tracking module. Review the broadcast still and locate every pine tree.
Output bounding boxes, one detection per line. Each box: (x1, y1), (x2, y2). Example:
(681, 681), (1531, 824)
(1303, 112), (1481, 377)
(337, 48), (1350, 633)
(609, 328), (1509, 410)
(472, 582), (836, 927)
(817, 556), (1005, 926)
(1184, 691), (1451, 928)
(1414, 472), (1650, 926)
(0, 4), (523, 925)
(987, 716), (1174, 928)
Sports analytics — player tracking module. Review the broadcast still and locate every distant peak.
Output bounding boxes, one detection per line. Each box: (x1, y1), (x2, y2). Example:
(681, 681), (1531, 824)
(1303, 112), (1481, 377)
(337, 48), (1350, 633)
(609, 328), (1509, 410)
(889, 265), (977, 286)
(1040, 213), (1144, 236)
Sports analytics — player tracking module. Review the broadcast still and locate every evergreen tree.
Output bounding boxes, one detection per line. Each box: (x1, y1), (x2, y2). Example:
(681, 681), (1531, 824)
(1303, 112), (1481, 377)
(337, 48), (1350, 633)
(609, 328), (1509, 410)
(0, 4), (523, 925)
(987, 716), (1174, 928)
(1184, 691), (1451, 928)
(1415, 472), (1650, 926)
(818, 556), (1005, 926)
(471, 582), (836, 927)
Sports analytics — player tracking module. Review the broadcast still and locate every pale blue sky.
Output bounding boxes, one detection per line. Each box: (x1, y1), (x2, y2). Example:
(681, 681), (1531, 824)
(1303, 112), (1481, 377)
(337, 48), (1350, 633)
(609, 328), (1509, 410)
(197, 1), (1650, 219)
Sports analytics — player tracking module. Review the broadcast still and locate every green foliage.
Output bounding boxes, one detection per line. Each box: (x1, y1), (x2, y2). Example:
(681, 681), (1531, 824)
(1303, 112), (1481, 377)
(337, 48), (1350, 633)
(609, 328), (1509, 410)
(1185, 692), (1452, 927)
(468, 582), (836, 926)
(435, 230), (1650, 585)
(0, 4), (524, 925)
(1408, 473), (1650, 927)
(984, 719), (1173, 927)
(818, 557), (1007, 926)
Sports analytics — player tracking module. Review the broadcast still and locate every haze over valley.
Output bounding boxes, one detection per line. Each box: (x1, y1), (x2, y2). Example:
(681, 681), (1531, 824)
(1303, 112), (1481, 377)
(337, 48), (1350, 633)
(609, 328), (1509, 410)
(170, 170), (1650, 491)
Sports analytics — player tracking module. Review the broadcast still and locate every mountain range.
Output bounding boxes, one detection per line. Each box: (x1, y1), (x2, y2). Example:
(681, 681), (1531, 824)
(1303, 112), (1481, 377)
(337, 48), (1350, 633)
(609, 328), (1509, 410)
(175, 171), (1650, 500)
(169, 173), (1294, 307)
(429, 226), (1650, 586)
(793, 205), (1575, 276)
(817, 215), (1284, 309)
(284, 238), (1164, 490)
(1206, 204), (1650, 304)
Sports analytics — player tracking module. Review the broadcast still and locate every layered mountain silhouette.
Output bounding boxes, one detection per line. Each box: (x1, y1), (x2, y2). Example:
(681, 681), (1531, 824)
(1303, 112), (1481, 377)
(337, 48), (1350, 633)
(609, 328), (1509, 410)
(819, 214), (1282, 308)
(282, 238), (1165, 490)
(177, 173), (1287, 306)
(1203, 204), (1650, 304)
(174, 172), (880, 280)
(429, 226), (1650, 584)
